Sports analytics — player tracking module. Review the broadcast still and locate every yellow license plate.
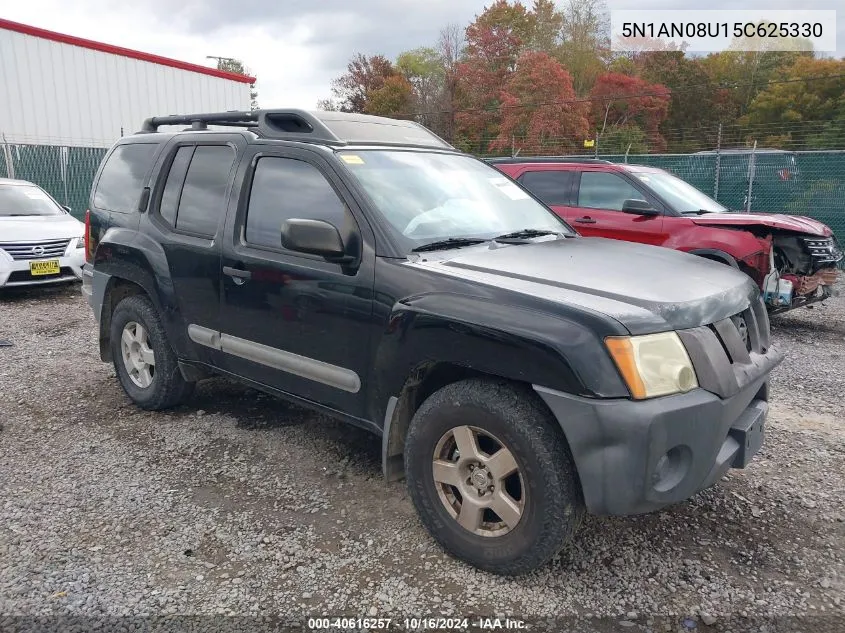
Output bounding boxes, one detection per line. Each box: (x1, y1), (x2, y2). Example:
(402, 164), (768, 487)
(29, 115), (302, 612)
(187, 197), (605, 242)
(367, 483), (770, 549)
(29, 259), (60, 276)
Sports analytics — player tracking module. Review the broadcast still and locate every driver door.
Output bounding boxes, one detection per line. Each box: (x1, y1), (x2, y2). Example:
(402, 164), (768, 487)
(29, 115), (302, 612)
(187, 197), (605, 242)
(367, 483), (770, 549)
(215, 147), (376, 418)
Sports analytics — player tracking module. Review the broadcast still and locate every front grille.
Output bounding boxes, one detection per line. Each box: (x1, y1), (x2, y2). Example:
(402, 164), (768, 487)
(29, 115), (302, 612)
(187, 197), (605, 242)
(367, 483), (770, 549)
(803, 236), (843, 266)
(0, 239), (71, 260)
(677, 296), (773, 400)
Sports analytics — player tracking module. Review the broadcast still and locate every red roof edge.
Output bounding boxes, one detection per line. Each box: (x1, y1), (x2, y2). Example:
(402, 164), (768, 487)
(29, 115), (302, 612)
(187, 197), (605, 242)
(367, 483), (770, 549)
(0, 18), (256, 84)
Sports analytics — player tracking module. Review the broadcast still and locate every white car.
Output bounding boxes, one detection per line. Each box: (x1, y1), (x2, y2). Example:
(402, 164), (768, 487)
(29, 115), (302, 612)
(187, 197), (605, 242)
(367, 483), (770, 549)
(0, 178), (85, 289)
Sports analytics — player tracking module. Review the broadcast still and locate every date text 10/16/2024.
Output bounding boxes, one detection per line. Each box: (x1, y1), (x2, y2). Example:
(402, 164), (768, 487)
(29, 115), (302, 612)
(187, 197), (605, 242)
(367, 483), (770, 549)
(308, 617), (527, 630)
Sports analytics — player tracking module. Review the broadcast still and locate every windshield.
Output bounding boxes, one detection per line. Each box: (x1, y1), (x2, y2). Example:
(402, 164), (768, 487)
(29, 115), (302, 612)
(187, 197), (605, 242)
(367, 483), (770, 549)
(633, 171), (728, 214)
(337, 150), (573, 251)
(0, 185), (64, 217)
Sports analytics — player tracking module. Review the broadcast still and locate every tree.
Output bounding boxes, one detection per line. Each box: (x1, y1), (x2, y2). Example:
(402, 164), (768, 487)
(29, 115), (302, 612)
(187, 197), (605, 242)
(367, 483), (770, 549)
(216, 58), (258, 109)
(365, 75), (415, 117)
(454, 1), (532, 149)
(328, 54), (398, 113)
(436, 24), (465, 141)
(490, 51), (590, 155)
(527, 0), (564, 52)
(590, 72), (670, 150)
(397, 47), (446, 128)
(558, 0), (610, 94)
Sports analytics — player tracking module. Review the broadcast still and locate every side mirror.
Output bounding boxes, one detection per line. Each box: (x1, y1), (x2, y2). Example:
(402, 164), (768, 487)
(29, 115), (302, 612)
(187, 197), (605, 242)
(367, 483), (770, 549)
(62, 205), (72, 214)
(281, 219), (351, 262)
(621, 199), (659, 216)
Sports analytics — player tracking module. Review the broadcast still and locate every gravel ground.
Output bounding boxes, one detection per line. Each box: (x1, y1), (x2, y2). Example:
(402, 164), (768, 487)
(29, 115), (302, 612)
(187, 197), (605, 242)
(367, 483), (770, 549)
(0, 282), (843, 633)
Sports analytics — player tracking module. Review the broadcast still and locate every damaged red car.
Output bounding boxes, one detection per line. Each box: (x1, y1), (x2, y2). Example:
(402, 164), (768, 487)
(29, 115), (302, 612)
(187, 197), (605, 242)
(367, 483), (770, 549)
(490, 158), (843, 313)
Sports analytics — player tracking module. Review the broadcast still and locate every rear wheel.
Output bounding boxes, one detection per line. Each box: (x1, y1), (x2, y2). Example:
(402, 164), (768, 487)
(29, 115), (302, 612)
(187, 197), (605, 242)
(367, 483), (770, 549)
(110, 294), (194, 410)
(404, 379), (584, 575)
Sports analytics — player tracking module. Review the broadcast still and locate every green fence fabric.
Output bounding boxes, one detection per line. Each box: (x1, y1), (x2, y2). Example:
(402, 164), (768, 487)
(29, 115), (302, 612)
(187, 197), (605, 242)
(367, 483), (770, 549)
(1, 144), (107, 220)
(2, 143), (844, 244)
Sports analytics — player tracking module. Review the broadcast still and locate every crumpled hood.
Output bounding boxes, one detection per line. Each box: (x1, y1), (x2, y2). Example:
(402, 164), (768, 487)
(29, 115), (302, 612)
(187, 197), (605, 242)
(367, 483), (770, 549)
(408, 237), (760, 334)
(690, 212), (831, 236)
(0, 215), (84, 242)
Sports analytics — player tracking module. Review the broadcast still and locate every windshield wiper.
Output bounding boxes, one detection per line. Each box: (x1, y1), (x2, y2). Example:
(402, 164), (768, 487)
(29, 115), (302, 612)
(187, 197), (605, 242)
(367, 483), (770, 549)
(493, 229), (566, 241)
(681, 209), (720, 215)
(411, 237), (488, 253)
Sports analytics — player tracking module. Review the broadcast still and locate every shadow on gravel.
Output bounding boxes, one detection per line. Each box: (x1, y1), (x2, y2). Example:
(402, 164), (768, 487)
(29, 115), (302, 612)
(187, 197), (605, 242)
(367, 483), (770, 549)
(0, 281), (82, 304)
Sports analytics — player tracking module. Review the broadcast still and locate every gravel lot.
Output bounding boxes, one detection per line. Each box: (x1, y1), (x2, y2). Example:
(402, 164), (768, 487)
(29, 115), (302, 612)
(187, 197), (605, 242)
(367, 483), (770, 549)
(1, 282), (843, 632)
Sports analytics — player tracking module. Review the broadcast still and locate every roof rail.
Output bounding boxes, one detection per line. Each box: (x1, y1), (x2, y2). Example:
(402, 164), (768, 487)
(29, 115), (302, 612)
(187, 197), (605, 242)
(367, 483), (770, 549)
(138, 109), (454, 149)
(484, 156), (613, 165)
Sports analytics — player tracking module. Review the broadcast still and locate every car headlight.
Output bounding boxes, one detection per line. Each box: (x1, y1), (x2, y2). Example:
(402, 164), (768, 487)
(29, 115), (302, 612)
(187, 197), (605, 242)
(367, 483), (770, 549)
(605, 332), (698, 399)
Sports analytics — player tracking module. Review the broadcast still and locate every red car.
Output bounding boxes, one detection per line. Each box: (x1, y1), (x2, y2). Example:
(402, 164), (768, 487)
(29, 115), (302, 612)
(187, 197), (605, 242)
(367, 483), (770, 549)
(490, 158), (842, 313)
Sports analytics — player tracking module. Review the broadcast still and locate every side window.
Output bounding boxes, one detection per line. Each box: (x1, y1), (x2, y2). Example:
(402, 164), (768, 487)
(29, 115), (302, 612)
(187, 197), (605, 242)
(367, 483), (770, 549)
(519, 170), (573, 206)
(245, 157), (349, 251)
(173, 146), (235, 237)
(93, 143), (158, 213)
(159, 146), (194, 226)
(577, 172), (647, 211)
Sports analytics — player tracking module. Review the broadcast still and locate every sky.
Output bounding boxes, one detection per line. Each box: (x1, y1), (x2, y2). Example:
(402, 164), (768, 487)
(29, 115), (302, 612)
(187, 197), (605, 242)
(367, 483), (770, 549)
(3, 0), (843, 109)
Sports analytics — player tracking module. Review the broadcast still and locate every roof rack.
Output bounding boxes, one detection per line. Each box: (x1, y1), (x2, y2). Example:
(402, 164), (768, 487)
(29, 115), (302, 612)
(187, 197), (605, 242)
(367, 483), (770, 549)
(484, 156), (613, 165)
(138, 109), (454, 150)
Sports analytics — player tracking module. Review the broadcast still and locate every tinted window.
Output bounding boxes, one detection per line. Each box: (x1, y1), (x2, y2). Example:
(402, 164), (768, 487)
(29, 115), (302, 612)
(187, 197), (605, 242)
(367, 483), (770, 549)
(245, 157), (349, 250)
(175, 146), (235, 236)
(578, 171), (647, 211)
(93, 144), (158, 213)
(519, 171), (573, 206)
(159, 146), (194, 226)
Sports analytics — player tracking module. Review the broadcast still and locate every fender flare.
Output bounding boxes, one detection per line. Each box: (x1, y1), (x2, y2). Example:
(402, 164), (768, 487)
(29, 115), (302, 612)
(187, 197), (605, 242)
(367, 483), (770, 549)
(688, 248), (739, 268)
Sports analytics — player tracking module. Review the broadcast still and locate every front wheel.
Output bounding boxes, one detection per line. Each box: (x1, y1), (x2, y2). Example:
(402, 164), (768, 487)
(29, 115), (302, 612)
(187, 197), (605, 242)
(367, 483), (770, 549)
(404, 379), (584, 575)
(109, 294), (194, 410)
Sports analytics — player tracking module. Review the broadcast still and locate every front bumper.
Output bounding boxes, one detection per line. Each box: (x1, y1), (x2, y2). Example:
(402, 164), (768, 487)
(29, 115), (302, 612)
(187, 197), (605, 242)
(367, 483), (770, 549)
(535, 379), (770, 515)
(0, 247), (84, 288)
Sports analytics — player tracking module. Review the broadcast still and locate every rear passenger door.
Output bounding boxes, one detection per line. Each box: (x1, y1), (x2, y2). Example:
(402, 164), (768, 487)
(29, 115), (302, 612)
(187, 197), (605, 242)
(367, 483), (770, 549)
(146, 135), (244, 365)
(516, 169), (577, 222)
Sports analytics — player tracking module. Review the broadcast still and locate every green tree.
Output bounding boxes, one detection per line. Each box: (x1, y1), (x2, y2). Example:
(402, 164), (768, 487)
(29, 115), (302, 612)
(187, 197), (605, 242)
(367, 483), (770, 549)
(558, 0), (610, 95)
(397, 47), (446, 128)
(216, 58), (258, 109)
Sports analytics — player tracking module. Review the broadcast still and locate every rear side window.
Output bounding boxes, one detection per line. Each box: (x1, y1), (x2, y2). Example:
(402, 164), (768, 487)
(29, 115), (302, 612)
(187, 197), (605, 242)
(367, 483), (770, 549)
(245, 157), (349, 251)
(519, 171), (574, 206)
(93, 144), (158, 213)
(157, 145), (235, 237)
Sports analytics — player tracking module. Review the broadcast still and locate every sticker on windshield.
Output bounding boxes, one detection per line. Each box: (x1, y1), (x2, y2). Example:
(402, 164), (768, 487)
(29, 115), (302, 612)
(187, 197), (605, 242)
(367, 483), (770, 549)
(488, 177), (529, 200)
(341, 154), (365, 165)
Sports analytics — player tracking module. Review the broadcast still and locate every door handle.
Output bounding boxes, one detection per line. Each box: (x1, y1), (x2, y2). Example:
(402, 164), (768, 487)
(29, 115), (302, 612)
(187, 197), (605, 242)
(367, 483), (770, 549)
(575, 216), (597, 224)
(223, 266), (252, 284)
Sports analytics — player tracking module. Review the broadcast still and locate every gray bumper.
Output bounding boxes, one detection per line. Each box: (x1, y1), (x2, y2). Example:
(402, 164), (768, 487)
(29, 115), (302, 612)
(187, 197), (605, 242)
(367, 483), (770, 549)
(534, 377), (771, 516)
(81, 263), (109, 324)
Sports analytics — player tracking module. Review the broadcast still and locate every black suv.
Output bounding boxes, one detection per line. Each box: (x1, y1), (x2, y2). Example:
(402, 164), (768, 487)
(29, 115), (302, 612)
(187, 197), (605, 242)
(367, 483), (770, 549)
(82, 109), (783, 575)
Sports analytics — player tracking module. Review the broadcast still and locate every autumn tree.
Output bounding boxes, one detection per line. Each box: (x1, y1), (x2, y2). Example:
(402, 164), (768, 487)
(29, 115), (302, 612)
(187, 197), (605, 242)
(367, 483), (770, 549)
(527, 0), (564, 52)
(327, 54), (398, 113)
(490, 51), (590, 155)
(590, 72), (670, 151)
(454, 1), (532, 149)
(397, 47), (446, 129)
(364, 75), (414, 118)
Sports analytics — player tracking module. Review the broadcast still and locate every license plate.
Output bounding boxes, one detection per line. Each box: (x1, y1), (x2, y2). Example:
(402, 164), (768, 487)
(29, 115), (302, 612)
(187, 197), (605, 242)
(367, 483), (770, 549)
(29, 259), (60, 276)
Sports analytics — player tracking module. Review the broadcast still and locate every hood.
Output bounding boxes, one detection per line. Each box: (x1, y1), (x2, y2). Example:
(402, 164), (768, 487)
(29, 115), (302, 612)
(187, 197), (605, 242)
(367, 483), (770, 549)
(0, 214), (84, 242)
(408, 237), (759, 334)
(690, 212), (831, 236)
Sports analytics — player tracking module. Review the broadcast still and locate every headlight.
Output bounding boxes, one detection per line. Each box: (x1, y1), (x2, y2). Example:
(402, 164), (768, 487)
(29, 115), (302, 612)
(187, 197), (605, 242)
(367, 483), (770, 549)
(76, 236), (85, 248)
(605, 332), (698, 399)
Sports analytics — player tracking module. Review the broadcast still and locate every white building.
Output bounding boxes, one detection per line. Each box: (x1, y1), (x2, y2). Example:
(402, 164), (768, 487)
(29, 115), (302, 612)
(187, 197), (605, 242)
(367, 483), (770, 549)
(0, 18), (255, 148)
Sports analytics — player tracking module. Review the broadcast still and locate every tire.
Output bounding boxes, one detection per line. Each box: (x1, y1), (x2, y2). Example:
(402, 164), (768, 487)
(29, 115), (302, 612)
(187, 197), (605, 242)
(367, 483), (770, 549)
(404, 378), (584, 575)
(109, 294), (194, 410)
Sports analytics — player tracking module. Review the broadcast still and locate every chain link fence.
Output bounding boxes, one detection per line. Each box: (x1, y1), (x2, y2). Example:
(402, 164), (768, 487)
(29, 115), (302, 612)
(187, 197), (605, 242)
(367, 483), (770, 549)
(1, 140), (843, 246)
(1, 142), (106, 220)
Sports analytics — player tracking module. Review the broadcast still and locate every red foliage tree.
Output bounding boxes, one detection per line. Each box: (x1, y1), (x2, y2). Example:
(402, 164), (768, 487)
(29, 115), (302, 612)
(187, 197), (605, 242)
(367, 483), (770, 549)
(590, 72), (671, 150)
(490, 51), (590, 154)
(331, 54), (398, 113)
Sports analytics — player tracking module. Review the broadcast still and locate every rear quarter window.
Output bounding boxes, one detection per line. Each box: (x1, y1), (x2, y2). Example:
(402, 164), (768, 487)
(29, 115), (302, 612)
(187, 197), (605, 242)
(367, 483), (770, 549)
(93, 143), (159, 213)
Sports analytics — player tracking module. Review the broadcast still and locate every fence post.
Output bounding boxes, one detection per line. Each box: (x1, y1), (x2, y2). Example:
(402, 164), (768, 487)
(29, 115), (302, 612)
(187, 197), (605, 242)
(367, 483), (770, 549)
(713, 123), (722, 201)
(745, 140), (757, 213)
(594, 130), (599, 158)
